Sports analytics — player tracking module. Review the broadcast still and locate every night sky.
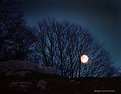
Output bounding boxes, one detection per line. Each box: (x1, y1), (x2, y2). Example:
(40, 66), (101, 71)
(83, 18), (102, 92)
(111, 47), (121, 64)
(24, 0), (121, 66)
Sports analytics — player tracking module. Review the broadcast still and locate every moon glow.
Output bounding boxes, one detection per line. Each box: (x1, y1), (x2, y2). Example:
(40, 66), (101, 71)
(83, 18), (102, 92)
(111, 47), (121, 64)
(80, 54), (89, 63)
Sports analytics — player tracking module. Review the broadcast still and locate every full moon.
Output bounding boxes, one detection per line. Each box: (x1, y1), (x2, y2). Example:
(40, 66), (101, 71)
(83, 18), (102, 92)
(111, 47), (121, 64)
(80, 54), (89, 63)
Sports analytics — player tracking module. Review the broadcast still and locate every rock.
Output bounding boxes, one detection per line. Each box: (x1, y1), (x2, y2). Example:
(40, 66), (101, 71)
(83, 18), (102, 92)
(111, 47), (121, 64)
(8, 82), (32, 88)
(0, 60), (57, 94)
(5, 71), (14, 76)
(0, 60), (57, 76)
(37, 80), (48, 90)
(14, 71), (32, 77)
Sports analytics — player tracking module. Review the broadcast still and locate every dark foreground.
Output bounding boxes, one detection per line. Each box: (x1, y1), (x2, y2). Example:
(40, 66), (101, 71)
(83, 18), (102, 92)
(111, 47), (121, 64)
(0, 73), (121, 94)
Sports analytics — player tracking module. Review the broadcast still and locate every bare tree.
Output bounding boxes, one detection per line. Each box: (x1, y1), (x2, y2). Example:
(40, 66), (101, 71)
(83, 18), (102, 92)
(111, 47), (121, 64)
(33, 19), (118, 78)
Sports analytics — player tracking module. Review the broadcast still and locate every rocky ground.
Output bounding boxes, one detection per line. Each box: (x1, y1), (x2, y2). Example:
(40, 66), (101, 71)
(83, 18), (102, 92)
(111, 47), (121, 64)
(0, 60), (121, 94)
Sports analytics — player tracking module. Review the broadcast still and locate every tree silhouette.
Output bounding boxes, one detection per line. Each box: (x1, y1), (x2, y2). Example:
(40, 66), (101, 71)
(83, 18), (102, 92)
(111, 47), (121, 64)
(0, 18), (35, 61)
(0, 0), (119, 77)
(0, 0), (23, 33)
(33, 19), (118, 78)
(0, 0), (36, 61)
(0, 0), (23, 53)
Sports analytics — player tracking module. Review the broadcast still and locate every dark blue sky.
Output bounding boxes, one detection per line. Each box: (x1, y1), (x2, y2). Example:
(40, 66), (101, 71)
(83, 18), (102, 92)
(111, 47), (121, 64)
(24, 0), (121, 66)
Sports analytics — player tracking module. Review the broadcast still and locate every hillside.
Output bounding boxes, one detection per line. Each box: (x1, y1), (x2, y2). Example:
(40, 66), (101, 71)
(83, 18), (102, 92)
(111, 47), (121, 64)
(0, 61), (121, 94)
